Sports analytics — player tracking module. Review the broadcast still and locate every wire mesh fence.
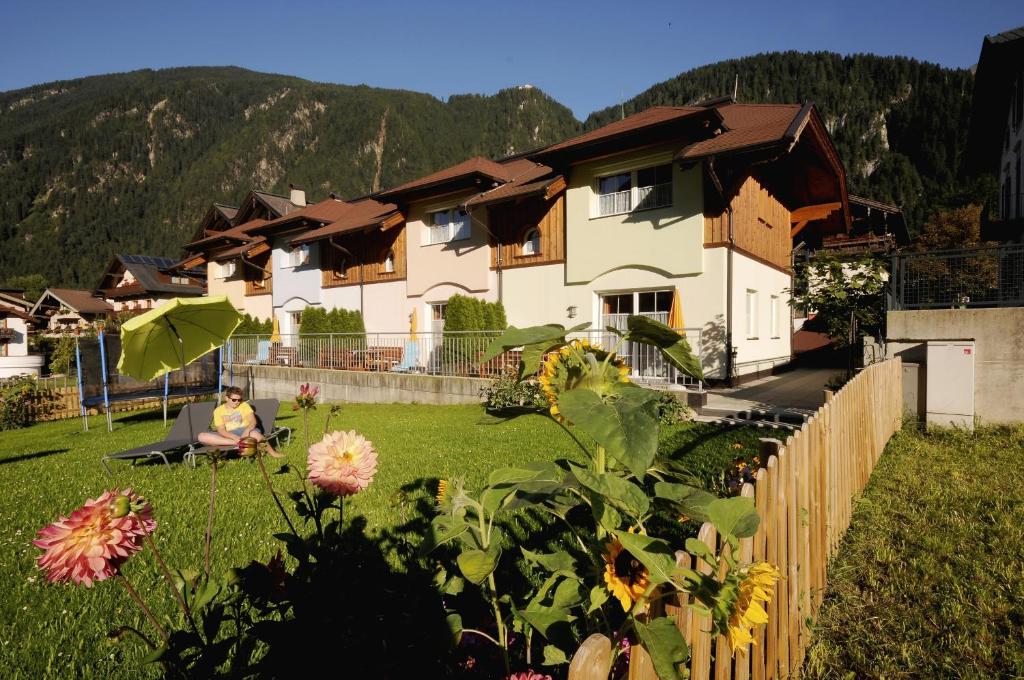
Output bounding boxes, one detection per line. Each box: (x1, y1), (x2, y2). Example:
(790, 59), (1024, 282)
(890, 244), (1024, 310)
(229, 327), (704, 389)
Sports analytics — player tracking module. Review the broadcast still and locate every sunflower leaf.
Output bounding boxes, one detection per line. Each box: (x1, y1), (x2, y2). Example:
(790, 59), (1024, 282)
(572, 465), (650, 520)
(591, 493), (622, 534)
(625, 315), (703, 381)
(520, 340), (564, 380)
(587, 585), (610, 614)
(557, 386), (659, 479)
(707, 496), (760, 539)
(653, 482), (716, 523)
(457, 548), (500, 585)
(543, 644), (570, 665)
(420, 515), (470, 555)
(446, 612), (464, 645)
(684, 537), (716, 565)
(481, 324), (567, 363)
(522, 548), (578, 574)
(613, 531), (678, 585)
(513, 603), (574, 639)
(553, 578), (585, 609)
(634, 616), (690, 680)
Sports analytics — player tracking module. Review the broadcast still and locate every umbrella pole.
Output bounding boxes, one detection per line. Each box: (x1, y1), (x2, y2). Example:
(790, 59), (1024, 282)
(163, 373), (169, 426)
(166, 319), (193, 442)
(98, 328), (112, 433)
(74, 336), (87, 432)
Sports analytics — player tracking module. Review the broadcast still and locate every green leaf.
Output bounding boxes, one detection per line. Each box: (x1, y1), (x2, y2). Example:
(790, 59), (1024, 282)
(193, 578), (222, 611)
(457, 548), (500, 585)
(522, 548), (577, 574)
(614, 531), (678, 585)
(481, 324), (567, 362)
(552, 578), (585, 610)
(141, 646), (169, 664)
(587, 585), (610, 614)
(420, 515), (470, 555)
(684, 537), (716, 564)
(514, 604), (573, 639)
(520, 340), (563, 379)
(573, 465), (650, 519)
(653, 482), (717, 523)
(707, 496), (760, 539)
(634, 616), (689, 680)
(481, 486), (515, 515)
(557, 385), (659, 479)
(543, 644), (570, 665)
(625, 315), (703, 380)
(591, 494), (623, 534)
(446, 612), (464, 645)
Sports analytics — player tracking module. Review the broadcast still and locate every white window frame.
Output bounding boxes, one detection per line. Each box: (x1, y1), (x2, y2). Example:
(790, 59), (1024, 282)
(218, 261), (236, 279)
(286, 245), (310, 268)
(424, 207), (471, 245)
(383, 250), (395, 273)
(594, 163), (673, 218)
(770, 295), (780, 339)
(746, 290), (759, 340)
(522, 228), (540, 256)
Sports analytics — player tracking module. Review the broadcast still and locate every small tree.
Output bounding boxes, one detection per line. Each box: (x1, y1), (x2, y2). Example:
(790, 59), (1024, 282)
(49, 332), (77, 381)
(789, 254), (887, 379)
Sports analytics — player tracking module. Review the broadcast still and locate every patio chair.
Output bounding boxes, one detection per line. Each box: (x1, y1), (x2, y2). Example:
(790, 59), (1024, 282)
(183, 398), (292, 468)
(391, 340), (420, 373)
(100, 402), (216, 476)
(246, 340), (271, 365)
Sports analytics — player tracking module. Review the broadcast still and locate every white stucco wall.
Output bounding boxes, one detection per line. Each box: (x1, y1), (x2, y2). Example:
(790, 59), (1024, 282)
(564, 145), (704, 284)
(3, 317), (29, 356)
(321, 280), (410, 334)
(729, 249), (792, 378)
(208, 274), (248, 315)
(405, 191), (493, 297)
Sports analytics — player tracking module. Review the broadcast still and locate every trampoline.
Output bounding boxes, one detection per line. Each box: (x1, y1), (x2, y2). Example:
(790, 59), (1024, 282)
(76, 330), (223, 432)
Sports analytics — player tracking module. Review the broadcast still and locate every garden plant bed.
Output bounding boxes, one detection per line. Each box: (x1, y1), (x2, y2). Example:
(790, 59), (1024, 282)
(0, 401), (764, 678)
(804, 425), (1024, 678)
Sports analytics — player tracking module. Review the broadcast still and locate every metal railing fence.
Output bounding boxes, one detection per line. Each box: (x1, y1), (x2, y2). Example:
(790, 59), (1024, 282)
(889, 244), (1024, 310)
(228, 327), (703, 389)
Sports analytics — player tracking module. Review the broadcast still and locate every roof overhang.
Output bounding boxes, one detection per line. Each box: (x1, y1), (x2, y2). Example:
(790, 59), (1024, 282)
(289, 211), (404, 246)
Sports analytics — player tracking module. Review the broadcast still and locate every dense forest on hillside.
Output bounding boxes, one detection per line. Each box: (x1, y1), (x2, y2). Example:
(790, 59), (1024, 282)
(587, 52), (977, 232)
(0, 54), (979, 288)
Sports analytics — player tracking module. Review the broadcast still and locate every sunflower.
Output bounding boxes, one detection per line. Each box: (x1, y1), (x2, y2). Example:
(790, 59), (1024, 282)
(436, 479), (449, 505)
(726, 562), (781, 653)
(602, 538), (649, 612)
(538, 339), (630, 421)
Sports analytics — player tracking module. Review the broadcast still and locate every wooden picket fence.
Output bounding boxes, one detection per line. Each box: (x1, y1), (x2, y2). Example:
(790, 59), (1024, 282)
(570, 358), (904, 680)
(23, 385), (194, 422)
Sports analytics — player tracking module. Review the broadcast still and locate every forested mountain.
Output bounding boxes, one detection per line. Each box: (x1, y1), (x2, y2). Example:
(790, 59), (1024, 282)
(1, 54), (975, 288)
(0, 68), (579, 287)
(587, 52), (976, 232)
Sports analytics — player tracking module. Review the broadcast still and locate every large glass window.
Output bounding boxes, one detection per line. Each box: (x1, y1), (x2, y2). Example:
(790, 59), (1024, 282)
(427, 208), (471, 245)
(596, 164), (672, 216)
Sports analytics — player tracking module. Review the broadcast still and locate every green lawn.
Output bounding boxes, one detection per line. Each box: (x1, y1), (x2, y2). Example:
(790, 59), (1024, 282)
(804, 425), (1024, 679)
(0, 401), (763, 678)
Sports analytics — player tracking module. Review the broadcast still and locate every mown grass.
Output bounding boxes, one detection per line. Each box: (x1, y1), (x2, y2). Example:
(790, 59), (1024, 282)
(804, 425), (1024, 679)
(0, 402), (759, 678)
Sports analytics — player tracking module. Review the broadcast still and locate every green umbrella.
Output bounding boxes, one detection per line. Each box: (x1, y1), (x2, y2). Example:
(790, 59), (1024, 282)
(117, 296), (242, 381)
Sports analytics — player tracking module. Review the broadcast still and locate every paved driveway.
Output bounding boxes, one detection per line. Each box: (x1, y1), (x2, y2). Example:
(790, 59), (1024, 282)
(705, 368), (836, 413)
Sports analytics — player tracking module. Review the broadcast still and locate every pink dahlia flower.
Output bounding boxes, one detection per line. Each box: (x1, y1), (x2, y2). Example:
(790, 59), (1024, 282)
(307, 430), (378, 496)
(507, 672), (553, 680)
(33, 488), (156, 587)
(293, 382), (320, 411)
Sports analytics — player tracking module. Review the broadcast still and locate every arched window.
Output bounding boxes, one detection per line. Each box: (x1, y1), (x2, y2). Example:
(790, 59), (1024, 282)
(522, 228), (540, 256)
(383, 250), (395, 273)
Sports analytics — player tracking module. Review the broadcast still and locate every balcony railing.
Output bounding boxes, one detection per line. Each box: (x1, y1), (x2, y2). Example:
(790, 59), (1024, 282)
(889, 244), (1024, 310)
(228, 326), (703, 389)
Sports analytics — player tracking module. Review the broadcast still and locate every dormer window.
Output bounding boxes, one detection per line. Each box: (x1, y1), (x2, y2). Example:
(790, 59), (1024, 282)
(383, 250), (395, 273)
(522, 228), (540, 256)
(219, 261), (237, 279)
(287, 245), (310, 267)
(595, 164), (673, 217)
(425, 207), (471, 245)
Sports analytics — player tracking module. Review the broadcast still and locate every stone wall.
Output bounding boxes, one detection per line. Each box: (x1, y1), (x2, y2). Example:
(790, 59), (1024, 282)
(885, 308), (1024, 425)
(225, 364), (487, 406)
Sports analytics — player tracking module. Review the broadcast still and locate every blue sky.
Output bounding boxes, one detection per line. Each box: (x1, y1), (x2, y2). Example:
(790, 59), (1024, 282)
(1, 0), (1021, 119)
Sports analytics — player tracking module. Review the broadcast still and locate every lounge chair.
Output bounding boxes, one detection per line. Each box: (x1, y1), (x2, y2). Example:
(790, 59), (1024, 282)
(246, 340), (271, 365)
(101, 402), (216, 475)
(182, 398), (292, 468)
(391, 340), (421, 373)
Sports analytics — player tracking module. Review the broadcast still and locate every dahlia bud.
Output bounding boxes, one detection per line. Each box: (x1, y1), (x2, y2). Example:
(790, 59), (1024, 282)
(109, 495), (131, 518)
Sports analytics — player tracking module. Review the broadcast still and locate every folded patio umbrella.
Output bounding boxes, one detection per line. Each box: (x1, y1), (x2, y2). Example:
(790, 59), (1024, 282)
(270, 315), (281, 344)
(117, 296), (242, 382)
(667, 288), (685, 330)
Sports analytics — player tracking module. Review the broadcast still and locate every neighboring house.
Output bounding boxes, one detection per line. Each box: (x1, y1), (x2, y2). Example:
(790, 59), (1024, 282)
(966, 25), (1024, 243)
(176, 100), (852, 383)
(28, 288), (113, 334)
(0, 298), (42, 378)
(177, 188), (307, 320)
(809, 195), (909, 255)
(94, 254), (206, 315)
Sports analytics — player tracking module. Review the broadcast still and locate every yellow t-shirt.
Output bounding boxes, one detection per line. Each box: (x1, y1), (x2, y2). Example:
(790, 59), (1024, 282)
(212, 401), (254, 435)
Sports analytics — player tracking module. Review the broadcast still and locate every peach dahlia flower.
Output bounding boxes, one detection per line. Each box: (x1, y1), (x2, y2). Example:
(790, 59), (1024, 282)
(307, 430), (378, 497)
(33, 488), (156, 587)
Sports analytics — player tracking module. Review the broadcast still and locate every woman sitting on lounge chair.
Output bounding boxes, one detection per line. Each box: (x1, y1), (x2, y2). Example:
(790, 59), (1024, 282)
(198, 386), (281, 457)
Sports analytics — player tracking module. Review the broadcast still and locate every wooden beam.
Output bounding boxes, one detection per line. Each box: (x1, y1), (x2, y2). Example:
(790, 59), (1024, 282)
(245, 242), (271, 258)
(380, 212), (405, 231)
(790, 202), (841, 223)
(790, 220), (810, 239)
(543, 176), (567, 201)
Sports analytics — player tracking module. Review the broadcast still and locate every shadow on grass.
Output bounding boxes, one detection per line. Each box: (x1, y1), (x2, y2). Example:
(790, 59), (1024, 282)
(0, 448), (70, 466)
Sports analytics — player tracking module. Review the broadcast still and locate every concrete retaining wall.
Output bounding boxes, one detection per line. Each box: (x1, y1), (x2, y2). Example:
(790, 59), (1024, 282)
(225, 364), (487, 405)
(886, 308), (1024, 425)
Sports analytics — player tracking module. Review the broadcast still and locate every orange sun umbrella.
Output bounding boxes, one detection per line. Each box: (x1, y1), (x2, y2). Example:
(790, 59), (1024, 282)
(270, 315), (281, 343)
(667, 288), (685, 330)
(409, 308), (418, 340)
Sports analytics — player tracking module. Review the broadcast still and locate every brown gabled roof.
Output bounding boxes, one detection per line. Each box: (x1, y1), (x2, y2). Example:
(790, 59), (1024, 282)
(677, 103), (806, 160)
(185, 218), (269, 251)
(377, 157), (518, 199)
(245, 198), (354, 235)
(539, 106), (709, 154)
(0, 304), (33, 321)
(290, 199), (402, 246)
(33, 288), (113, 315)
(209, 236), (269, 262)
(463, 162), (564, 208)
(214, 203), (238, 222)
(254, 191), (302, 217)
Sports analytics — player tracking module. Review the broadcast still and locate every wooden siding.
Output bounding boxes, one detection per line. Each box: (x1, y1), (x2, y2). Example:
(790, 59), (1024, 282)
(489, 194), (565, 269)
(322, 226), (407, 288)
(704, 176), (792, 270)
(244, 252), (272, 296)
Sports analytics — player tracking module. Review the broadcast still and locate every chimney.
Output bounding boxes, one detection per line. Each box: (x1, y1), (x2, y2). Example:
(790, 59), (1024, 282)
(289, 183), (306, 207)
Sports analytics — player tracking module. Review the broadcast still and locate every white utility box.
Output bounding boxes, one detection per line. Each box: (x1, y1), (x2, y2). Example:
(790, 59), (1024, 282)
(925, 340), (976, 430)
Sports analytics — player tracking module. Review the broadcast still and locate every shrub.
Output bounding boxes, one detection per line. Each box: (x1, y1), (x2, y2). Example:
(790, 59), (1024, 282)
(480, 367), (546, 412)
(443, 295), (507, 373)
(48, 332), (77, 376)
(656, 391), (693, 425)
(0, 376), (38, 431)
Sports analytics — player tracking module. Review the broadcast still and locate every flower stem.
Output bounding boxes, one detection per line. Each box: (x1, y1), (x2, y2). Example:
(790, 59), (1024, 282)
(117, 573), (169, 643)
(256, 451), (299, 536)
(144, 534), (198, 635)
(302, 409), (310, 453)
(204, 453), (218, 578)
(460, 628), (501, 647)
